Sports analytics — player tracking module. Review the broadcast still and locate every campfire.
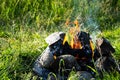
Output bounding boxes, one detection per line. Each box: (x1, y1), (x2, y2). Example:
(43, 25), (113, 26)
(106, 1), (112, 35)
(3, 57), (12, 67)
(63, 20), (95, 60)
(33, 20), (120, 80)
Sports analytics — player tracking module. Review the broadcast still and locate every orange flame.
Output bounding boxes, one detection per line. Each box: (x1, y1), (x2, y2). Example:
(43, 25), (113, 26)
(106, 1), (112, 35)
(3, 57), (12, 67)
(63, 20), (82, 49)
(65, 19), (70, 26)
(70, 20), (82, 49)
(63, 19), (95, 59)
(71, 35), (82, 49)
(74, 20), (79, 28)
(53, 55), (57, 59)
(63, 34), (68, 45)
(90, 40), (95, 58)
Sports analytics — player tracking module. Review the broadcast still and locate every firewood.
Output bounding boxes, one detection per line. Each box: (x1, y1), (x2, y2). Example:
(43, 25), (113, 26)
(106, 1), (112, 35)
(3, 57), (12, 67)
(96, 37), (115, 56)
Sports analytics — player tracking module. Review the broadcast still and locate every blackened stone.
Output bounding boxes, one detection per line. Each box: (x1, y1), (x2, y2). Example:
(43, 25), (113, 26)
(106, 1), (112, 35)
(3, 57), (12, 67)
(33, 61), (50, 80)
(50, 55), (81, 75)
(76, 71), (93, 80)
(38, 47), (54, 68)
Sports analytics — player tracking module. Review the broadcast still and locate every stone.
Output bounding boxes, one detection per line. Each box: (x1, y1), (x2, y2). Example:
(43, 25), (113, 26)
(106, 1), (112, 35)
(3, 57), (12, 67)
(68, 71), (94, 80)
(76, 71), (93, 80)
(45, 32), (65, 45)
(50, 55), (81, 74)
(34, 47), (54, 68)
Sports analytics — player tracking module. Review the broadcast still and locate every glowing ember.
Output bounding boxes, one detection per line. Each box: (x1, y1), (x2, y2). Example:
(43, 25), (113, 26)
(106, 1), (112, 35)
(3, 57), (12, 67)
(54, 55), (57, 59)
(71, 35), (82, 49)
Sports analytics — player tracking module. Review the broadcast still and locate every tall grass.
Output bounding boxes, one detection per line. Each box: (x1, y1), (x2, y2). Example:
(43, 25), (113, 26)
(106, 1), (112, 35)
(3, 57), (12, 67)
(0, 0), (74, 31)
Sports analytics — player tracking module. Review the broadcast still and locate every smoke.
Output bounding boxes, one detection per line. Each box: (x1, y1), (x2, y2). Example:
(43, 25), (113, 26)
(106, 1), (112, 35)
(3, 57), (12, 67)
(84, 0), (101, 43)
(73, 0), (101, 43)
(83, 17), (101, 43)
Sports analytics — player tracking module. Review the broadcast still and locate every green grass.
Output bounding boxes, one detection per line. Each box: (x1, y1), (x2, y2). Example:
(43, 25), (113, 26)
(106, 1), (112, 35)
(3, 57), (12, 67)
(0, 28), (48, 79)
(0, 0), (120, 80)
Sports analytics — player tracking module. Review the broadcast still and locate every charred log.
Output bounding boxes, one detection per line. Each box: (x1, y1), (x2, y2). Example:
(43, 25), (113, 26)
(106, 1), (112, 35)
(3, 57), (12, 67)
(77, 31), (91, 45)
(95, 56), (120, 78)
(95, 37), (120, 78)
(96, 37), (115, 56)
